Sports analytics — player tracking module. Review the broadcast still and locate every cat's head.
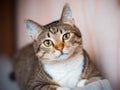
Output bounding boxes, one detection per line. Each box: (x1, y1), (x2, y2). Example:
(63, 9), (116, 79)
(25, 4), (82, 63)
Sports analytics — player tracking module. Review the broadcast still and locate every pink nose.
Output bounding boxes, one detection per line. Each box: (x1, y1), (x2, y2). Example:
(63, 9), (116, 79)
(55, 41), (64, 52)
(57, 47), (63, 52)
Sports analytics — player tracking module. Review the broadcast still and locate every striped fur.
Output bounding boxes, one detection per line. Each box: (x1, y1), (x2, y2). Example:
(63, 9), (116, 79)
(14, 3), (102, 90)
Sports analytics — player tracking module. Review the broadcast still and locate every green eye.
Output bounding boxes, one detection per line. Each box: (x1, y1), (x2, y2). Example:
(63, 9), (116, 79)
(43, 40), (52, 47)
(63, 33), (70, 40)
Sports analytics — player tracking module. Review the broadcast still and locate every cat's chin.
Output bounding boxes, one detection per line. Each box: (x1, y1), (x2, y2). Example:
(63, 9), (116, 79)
(41, 52), (75, 64)
(54, 54), (69, 61)
(56, 54), (69, 61)
(41, 54), (70, 64)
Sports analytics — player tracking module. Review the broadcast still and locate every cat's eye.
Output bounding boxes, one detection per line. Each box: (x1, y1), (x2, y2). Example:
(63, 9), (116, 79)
(63, 33), (70, 40)
(43, 40), (53, 47)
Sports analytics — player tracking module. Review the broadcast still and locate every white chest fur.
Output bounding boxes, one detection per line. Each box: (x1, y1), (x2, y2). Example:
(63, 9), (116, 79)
(43, 55), (84, 88)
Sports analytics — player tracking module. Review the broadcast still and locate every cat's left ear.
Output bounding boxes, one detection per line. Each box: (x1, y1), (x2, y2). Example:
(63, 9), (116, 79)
(60, 3), (75, 25)
(25, 19), (43, 40)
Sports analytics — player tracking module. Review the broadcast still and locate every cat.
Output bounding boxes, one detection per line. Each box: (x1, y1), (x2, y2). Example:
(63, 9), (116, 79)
(14, 3), (102, 90)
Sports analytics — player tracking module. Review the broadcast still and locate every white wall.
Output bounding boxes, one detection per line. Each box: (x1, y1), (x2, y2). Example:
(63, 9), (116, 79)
(16, 0), (120, 89)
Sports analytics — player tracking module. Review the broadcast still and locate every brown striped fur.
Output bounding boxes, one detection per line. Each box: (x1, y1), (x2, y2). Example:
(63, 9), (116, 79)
(81, 49), (102, 84)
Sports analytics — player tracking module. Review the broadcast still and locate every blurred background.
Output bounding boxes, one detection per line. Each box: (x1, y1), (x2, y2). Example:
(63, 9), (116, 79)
(0, 0), (120, 90)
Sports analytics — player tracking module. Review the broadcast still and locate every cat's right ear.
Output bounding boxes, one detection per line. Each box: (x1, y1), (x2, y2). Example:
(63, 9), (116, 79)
(25, 20), (43, 40)
(60, 3), (75, 26)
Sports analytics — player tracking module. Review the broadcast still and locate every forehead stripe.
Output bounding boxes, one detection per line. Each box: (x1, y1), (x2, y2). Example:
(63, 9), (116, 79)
(60, 29), (63, 34)
(47, 32), (50, 37)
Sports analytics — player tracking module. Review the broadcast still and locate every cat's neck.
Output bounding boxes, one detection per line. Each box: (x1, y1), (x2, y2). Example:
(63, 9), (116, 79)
(43, 52), (84, 70)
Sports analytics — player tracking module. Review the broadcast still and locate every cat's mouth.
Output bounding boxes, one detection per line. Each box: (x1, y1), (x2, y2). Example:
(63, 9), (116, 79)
(57, 52), (68, 58)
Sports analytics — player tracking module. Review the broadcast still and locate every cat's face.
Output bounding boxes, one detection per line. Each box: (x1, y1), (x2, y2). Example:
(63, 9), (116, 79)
(36, 24), (82, 62)
(25, 4), (82, 63)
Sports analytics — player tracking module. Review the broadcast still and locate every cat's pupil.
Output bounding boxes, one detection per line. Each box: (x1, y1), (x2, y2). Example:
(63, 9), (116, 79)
(65, 35), (68, 38)
(46, 41), (50, 45)
(47, 41), (50, 45)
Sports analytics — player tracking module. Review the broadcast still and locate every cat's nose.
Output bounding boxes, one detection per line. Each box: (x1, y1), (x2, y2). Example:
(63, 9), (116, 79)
(55, 41), (64, 52)
(57, 46), (63, 52)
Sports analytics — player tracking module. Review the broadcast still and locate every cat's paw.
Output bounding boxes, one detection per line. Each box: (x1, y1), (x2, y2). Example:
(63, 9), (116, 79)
(57, 87), (70, 90)
(77, 79), (87, 87)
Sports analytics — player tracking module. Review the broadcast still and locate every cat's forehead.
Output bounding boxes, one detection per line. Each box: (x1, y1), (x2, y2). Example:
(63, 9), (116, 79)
(44, 21), (72, 34)
(47, 26), (66, 34)
(37, 21), (81, 42)
(45, 26), (66, 41)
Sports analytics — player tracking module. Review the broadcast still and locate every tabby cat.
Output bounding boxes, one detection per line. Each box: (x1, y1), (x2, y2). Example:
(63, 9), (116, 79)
(14, 3), (102, 90)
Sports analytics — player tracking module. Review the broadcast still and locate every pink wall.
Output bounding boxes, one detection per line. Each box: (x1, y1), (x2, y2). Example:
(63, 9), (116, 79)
(16, 0), (120, 89)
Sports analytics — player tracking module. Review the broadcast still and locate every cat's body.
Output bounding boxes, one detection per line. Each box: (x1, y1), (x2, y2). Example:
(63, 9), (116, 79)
(14, 4), (102, 90)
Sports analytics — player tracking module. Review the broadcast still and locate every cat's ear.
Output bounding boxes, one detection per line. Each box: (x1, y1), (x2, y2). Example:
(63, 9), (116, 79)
(60, 3), (75, 25)
(25, 19), (43, 40)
